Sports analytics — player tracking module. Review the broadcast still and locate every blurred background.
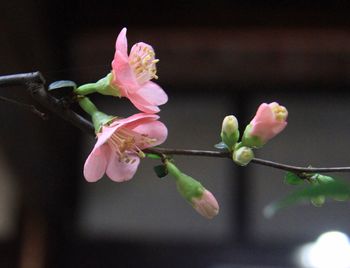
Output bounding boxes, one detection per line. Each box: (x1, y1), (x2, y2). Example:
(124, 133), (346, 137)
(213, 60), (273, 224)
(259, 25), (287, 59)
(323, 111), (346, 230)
(1, 1), (350, 267)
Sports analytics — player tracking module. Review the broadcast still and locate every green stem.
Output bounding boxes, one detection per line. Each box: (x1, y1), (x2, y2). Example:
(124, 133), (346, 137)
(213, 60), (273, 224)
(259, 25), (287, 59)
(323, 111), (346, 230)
(78, 97), (115, 132)
(165, 161), (182, 178)
(78, 96), (98, 116)
(75, 83), (98, 95)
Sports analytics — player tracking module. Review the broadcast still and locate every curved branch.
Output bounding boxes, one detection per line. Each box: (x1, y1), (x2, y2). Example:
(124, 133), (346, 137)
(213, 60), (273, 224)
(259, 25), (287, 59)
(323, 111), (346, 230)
(1, 72), (350, 175)
(144, 148), (350, 173)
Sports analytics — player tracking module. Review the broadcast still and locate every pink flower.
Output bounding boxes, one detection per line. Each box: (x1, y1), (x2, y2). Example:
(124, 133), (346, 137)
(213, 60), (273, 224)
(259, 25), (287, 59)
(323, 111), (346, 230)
(84, 113), (167, 182)
(191, 190), (220, 219)
(111, 28), (168, 113)
(250, 102), (288, 143)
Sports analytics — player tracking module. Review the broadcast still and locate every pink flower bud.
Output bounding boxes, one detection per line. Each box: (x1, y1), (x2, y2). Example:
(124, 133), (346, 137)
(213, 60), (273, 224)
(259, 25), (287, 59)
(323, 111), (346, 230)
(242, 102), (288, 148)
(191, 189), (219, 219)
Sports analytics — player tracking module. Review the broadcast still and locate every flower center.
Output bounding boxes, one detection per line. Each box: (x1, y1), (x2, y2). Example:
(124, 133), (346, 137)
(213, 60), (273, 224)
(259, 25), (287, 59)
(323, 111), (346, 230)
(272, 105), (288, 121)
(108, 127), (156, 163)
(129, 43), (159, 85)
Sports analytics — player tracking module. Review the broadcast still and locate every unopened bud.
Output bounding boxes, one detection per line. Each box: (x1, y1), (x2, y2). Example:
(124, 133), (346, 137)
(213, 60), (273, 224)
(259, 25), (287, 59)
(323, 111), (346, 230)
(165, 161), (219, 219)
(242, 102), (288, 148)
(221, 115), (239, 151)
(191, 189), (219, 219)
(232, 146), (254, 166)
(311, 196), (325, 207)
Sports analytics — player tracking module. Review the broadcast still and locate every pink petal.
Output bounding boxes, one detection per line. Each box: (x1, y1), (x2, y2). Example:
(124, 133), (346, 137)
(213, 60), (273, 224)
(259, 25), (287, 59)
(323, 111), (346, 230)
(192, 190), (219, 219)
(83, 145), (110, 182)
(251, 103), (274, 125)
(115, 28), (128, 56)
(111, 113), (159, 129)
(251, 121), (287, 142)
(95, 124), (121, 148)
(126, 91), (161, 113)
(136, 82), (168, 105)
(129, 42), (154, 59)
(106, 153), (140, 182)
(129, 99), (160, 113)
(112, 51), (138, 92)
(132, 121), (168, 148)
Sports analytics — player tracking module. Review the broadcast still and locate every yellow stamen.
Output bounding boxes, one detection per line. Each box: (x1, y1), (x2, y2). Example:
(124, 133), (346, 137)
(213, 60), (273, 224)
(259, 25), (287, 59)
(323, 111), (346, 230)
(272, 105), (288, 121)
(129, 44), (159, 84)
(107, 127), (157, 164)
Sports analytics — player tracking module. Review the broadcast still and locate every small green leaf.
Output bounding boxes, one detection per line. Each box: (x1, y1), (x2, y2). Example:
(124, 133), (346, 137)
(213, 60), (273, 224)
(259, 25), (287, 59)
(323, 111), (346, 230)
(48, 80), (77, 91)
(264, 179), (350, 218)
(145, 153), (161, 159)
(154, 165), (168, 178)
(284, 172), (304, 185)
(214, 142), (228, 150)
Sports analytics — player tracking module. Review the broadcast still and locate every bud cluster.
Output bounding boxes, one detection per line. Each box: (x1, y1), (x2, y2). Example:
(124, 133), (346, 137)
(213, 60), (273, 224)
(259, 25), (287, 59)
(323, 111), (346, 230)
(220, 102), (288, 166)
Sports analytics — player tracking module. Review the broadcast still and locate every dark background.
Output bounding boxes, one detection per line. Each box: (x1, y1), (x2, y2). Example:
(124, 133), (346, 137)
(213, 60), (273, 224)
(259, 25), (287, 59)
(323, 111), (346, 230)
(0, 1), (350, 267)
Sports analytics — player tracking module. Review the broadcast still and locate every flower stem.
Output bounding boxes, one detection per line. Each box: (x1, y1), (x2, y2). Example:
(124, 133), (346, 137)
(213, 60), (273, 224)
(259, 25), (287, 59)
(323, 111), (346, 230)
(75, 83), (98, 95)
(78, 97), (114, 132)
(78, 97), (98, 116)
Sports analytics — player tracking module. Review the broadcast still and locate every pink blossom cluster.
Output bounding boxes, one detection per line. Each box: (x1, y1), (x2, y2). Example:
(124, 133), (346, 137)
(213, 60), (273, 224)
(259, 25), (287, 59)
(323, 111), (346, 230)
(84, 28), (168, 182)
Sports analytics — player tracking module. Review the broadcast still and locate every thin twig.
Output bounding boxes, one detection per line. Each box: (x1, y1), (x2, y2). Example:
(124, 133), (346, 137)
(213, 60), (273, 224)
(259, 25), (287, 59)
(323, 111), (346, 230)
(0, 95), (48, 120)
(1, 72), (350, 175)
(145, 148), (350, 173)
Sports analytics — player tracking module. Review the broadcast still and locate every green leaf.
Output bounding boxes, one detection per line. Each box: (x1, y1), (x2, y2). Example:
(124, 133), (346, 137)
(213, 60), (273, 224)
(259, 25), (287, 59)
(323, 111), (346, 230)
(264, 179), (350, 218)
(48, 80), (77, 91)
(154, 165), (168, 178)
(284, 172), (304, 185)
(214, 141), (228, 150)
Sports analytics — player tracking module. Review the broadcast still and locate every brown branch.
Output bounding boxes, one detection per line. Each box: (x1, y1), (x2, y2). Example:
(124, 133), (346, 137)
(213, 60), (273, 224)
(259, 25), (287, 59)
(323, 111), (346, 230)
(0, 95), (48, 120)
(1, 71), (350, 175)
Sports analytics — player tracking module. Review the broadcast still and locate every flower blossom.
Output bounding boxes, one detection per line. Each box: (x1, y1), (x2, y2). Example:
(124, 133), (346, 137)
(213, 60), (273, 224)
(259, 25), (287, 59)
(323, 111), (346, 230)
(111, 28), (168, 113)
(84, 113), (167, 182)
(243, 102), (288, 148)
(191, 189), (220, 219)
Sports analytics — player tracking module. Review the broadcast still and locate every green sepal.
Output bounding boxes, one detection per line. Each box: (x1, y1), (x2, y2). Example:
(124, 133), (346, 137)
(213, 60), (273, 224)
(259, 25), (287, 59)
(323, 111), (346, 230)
(92, 111), (116, 133)
(165, 161), (204, 202)
(241, 124), (265, 149)
(284, 172), (304, 185)
(153, 165), (168, 178)
(264, 179), (350, 218)
(146, 153), (162, 159)
(78, 97), (116, 133)
(220, 131), (239, 152)
(75, 73), (121, 97)
(49, 80), (77, 91)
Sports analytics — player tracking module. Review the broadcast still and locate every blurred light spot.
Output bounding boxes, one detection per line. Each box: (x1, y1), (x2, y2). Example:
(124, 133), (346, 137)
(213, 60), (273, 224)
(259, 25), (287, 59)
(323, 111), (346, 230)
(296, 231), (350, 268)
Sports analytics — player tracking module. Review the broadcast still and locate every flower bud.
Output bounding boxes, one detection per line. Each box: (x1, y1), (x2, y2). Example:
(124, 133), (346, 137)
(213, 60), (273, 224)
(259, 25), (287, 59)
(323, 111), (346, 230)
(165, 161), (219, 219)
(242, 102), (288, 148)
(232, 146), (254, 166)
(191, 189), (219, 219)
(311, 196), (325, 207)
(220, 115), (239, 151)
